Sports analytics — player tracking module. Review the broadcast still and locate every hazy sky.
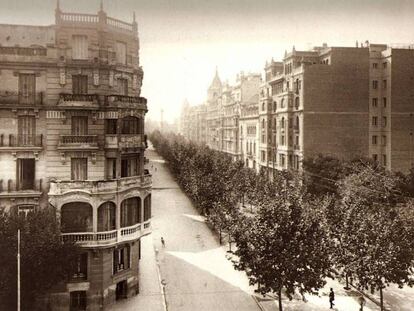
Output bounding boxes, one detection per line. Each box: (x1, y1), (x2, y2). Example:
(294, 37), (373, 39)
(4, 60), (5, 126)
(1, 0), (414, 122)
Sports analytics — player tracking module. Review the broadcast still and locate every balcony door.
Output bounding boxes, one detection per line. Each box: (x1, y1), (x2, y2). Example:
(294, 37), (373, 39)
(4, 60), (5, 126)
(18, 116), (36, 146)
(17, 158), (35, 190)
(71, 158), (88, 181)
(18, 74), (36, 105)
(72, 75), (88, 95)
(71, 116), (88, 135)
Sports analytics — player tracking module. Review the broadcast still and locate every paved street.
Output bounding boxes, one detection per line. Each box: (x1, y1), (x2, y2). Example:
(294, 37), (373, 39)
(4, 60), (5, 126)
(110, 144), (414, 311)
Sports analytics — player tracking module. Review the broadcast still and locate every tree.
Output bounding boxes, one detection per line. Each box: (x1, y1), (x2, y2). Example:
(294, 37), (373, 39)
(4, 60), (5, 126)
(232, 176), (332, 311)
(337, 166), (414, 311)
(0, 208), (80, 310)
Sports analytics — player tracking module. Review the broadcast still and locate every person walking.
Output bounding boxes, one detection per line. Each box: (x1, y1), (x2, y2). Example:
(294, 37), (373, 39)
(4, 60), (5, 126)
(329, 288), (335, 309)
(161, 237), (165, 248)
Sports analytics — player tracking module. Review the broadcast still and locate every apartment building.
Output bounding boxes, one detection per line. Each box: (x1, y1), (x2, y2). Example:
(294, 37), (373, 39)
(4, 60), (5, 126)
(0, 3), (151, 310)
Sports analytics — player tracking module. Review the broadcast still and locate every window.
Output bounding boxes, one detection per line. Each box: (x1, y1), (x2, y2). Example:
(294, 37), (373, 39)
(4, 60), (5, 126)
(383, 79), (387, 89)
(121, 197), (140, 227)
(105, 119), (117, 134)
(372, 135), (377, 145)
(382, 116), (387, 127)
(372, 63), (378, 69)
(17, 158), (35, 190)
(372, 80), (378, 89)
(106, 158), (117, 179)
(280, 117), (285, 129)
(383, 62), (387, 69)
(18, 116), (36, 146)
(273, 102), (277, 112)
(71, 116), (88, 135)
(98, 202), (116, 232)
(281, 135), (285, 145)
(18, 74), (36, 105)
(261, 134), (265, 144)
(121, 117), (140, 134)
(262, 102), (265, 111)
(70, 291), (87, 311)
(382, 135), (387, 146)
(72, 75), (88, 94)
(372, 154), (378, 162)
(295, 97), (300, 109)
(72, 35), (88, 60)
(279, 154), (286, 167)
(261, 150), (266, 162)
(71, 158), (88, 181)
(372, 116), (378, 126)
(382, 154), (387, 166)
(280, 98), (285, 108)
(372, 98), (378, 107)
(113, 245), (131, 274)
(116, 41), (127, 65)
(295, 135), (299, 146)
(72, 253), (88, 280)
(121, 155), (139, 177)
(383, 97), (387, 108)
(144, 195), (151, 221)
(118, 78), (128, 96)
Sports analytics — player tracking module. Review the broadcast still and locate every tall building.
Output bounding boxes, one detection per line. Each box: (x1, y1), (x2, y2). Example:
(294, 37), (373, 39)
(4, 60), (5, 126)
(0, 2), (151, 310)
(260, 43), (414, 174)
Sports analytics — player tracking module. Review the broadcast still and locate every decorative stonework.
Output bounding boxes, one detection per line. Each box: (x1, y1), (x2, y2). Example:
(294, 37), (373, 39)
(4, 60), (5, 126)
(59, 68), (66, 85)
(93, 69), (99, 86)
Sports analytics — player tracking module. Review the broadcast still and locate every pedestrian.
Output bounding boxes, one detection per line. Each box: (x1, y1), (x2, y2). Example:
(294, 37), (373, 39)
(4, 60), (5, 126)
(161, 237), (165, 248)
(329, 288), (335, 309)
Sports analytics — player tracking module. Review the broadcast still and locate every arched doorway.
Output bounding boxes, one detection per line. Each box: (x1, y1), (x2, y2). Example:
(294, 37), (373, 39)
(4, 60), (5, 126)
(98, 202), (116, 232)
(61, 202), (93, 233)
(120, 197), (141, 227)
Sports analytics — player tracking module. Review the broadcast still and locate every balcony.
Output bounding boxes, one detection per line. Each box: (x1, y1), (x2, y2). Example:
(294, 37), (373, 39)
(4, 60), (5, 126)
(49, 174), (152, 196)
(0, 178), (43, 198)
(0, 91), (44, 107)
(58, 93), (100, 109)
(0, 134), (43, 151)
(61, 221), (151, 247)
(106, 95), (147, 111)
(105, 134), (145, 150)
(57, 135), (99, 151)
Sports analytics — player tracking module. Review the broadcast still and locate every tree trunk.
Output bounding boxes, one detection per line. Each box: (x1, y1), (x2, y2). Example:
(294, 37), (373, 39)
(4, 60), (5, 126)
(219, 229), (222, 245)
(380, 287), (384, 311)
(344, 273), (350, 290)
(278, 287), (283, 311)
(228, 234), (232, 252)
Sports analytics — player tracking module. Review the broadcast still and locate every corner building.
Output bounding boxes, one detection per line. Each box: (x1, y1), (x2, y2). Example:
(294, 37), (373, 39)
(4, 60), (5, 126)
(0, 3), (151, 310)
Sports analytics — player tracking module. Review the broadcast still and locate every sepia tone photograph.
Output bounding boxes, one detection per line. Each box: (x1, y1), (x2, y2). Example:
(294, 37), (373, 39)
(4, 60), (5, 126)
(0, 0), (414, 310)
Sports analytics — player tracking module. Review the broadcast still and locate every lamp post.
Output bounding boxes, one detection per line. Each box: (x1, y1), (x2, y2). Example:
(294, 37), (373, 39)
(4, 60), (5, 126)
(17, 229), (20, 311)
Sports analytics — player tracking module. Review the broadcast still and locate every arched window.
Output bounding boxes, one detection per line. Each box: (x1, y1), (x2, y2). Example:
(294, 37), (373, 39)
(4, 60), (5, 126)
(262, 119), (265, 129)
(121, 116), (141, 134)
(61, 202), (93, 233)
(280, 117), (285, 128)
(273, 101), (277, 112)
(262, 102), (265, 111)
(281, 98), (285, 108)
(120, 197), (141, 227)
(144, 194), (151, 221)
(296, 116), (300, 131)
(98, 202), (116, 232)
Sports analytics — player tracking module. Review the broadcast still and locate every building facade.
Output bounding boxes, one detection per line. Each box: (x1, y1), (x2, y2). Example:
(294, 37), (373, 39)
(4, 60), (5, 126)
(180, 44), (414, 174)
(0, 3), (151, 310)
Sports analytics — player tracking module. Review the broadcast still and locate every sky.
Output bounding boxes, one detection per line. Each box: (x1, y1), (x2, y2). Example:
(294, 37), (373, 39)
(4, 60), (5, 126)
(1, 0), (414, 122)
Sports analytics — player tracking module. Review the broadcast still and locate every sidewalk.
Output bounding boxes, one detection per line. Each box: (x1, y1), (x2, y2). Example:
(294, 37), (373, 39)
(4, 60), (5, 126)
(108, 234), (165, 311)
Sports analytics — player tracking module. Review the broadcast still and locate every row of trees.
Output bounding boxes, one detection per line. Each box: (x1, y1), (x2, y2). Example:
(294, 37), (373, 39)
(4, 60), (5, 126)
(150, 131), (414, 311)
(0, 208), (80, 311)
